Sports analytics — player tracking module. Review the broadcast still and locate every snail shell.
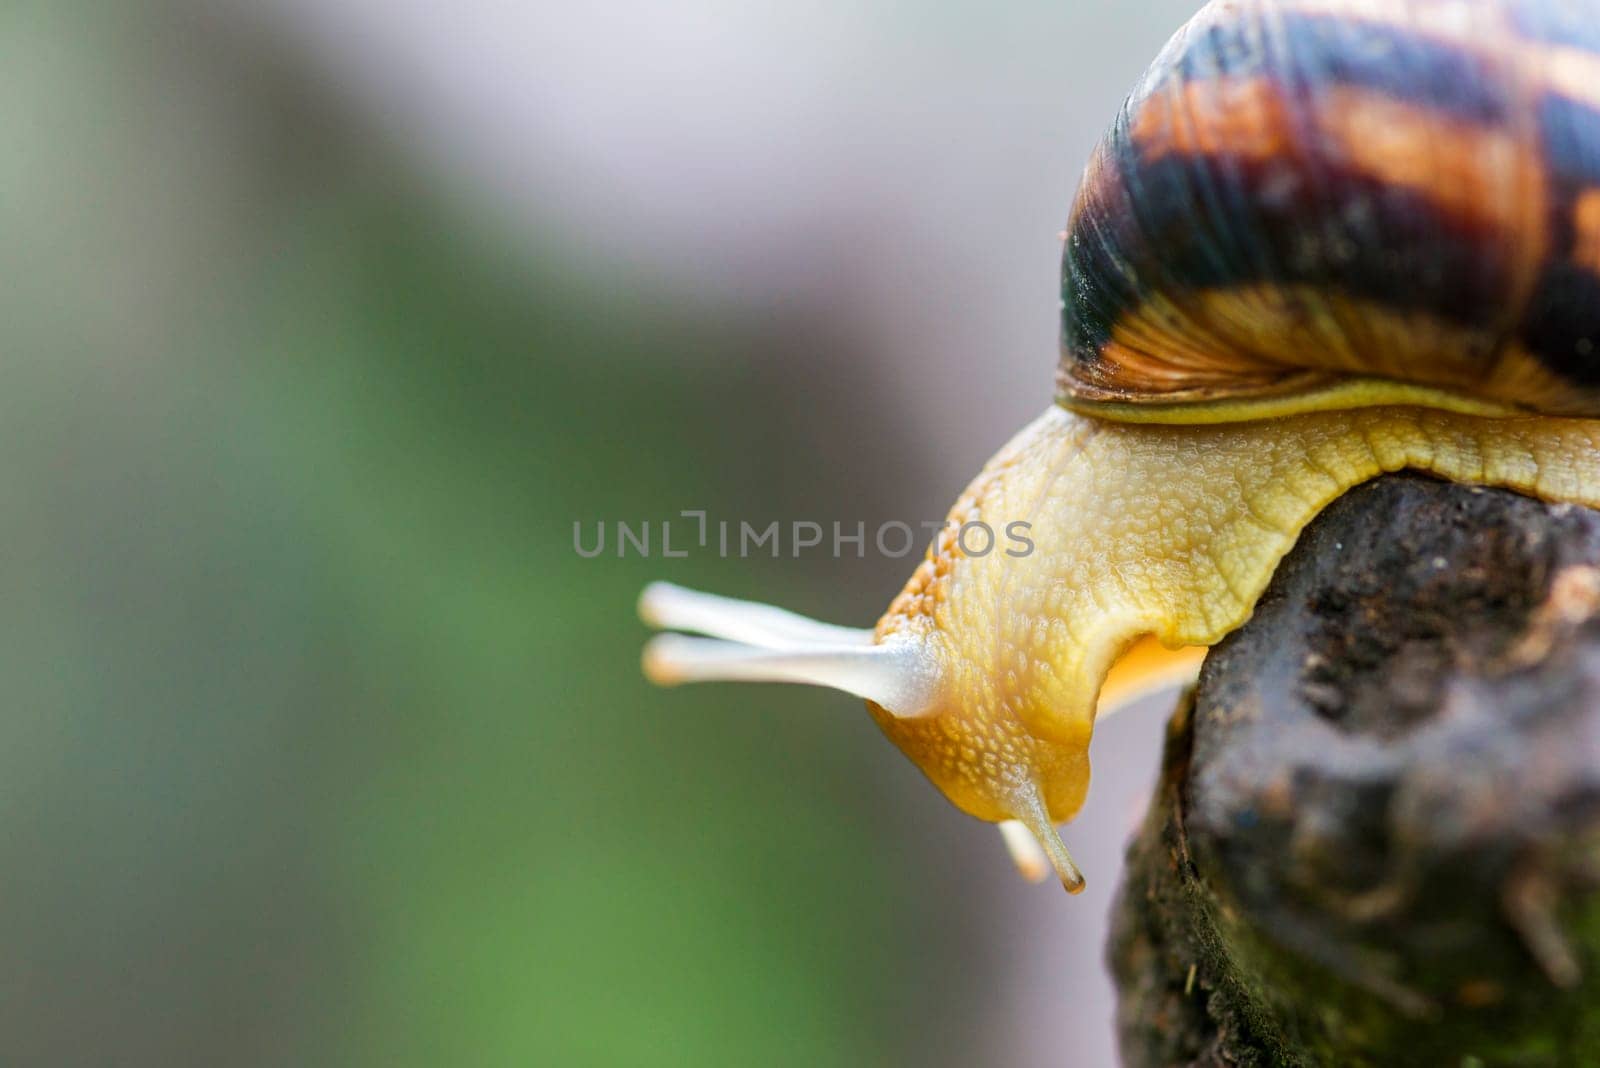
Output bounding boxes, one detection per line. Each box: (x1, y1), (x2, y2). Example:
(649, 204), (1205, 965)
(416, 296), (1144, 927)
(1061, 0), (1600, 419)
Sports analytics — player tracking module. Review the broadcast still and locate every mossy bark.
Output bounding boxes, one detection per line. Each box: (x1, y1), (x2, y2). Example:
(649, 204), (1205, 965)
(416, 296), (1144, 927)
(1110, 475), (1600, 1067)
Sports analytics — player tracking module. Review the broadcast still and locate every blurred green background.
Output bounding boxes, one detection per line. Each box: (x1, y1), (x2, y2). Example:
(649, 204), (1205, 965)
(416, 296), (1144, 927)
(0, 1), (1197, 1064)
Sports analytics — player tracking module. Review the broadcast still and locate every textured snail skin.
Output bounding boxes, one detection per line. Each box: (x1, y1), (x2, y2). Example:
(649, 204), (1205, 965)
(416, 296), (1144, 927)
(869, 403), (1600, 829)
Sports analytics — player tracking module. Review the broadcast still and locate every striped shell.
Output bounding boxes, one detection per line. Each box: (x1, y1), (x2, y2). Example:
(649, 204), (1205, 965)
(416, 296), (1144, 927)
(1060, 0), (1600, 417)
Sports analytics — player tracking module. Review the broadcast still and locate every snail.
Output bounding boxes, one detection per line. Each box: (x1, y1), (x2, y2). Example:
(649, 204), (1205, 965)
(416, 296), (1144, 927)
(639, 0), (1600, 894)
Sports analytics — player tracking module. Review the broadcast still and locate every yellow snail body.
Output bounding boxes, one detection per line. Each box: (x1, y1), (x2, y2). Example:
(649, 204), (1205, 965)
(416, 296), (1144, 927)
(640, 0), (1600, 893)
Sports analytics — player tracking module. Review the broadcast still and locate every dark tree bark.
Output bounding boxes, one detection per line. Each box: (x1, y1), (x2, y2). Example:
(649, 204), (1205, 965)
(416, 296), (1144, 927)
(1110, 474), (1600, 1068)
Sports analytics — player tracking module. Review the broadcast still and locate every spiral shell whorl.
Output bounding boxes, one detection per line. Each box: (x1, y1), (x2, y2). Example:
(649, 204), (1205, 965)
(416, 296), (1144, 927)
(1060, 0), (1600, 419)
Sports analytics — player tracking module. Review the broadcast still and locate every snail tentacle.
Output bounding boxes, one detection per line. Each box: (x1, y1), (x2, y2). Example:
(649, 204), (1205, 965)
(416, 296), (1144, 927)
(639, 593), (945, 719)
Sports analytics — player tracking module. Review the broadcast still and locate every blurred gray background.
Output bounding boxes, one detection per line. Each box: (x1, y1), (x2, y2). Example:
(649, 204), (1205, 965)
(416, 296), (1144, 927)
(1, 1), (1199, 1063)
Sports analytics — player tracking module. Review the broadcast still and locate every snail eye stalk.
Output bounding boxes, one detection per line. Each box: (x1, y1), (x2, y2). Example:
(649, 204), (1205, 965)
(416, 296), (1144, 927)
(639, 582), (945, 720)
(639, 582), (876, 647)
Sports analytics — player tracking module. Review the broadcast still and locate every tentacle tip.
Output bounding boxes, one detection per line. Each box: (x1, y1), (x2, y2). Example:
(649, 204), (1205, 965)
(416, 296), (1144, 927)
(1017, 861), (1051, 885)
(636, 581), (675, 628)
(640, 635), (686, 686)
(998, 820), (1051, 884)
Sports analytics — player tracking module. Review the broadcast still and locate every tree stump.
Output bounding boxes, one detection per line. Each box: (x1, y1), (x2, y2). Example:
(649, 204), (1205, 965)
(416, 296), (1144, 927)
(1110, 474), (1600, 1067)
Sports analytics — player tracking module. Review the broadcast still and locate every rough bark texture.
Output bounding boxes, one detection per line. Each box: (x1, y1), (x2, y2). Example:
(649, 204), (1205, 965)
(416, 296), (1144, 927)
(1109, 474), (1600, 1067)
